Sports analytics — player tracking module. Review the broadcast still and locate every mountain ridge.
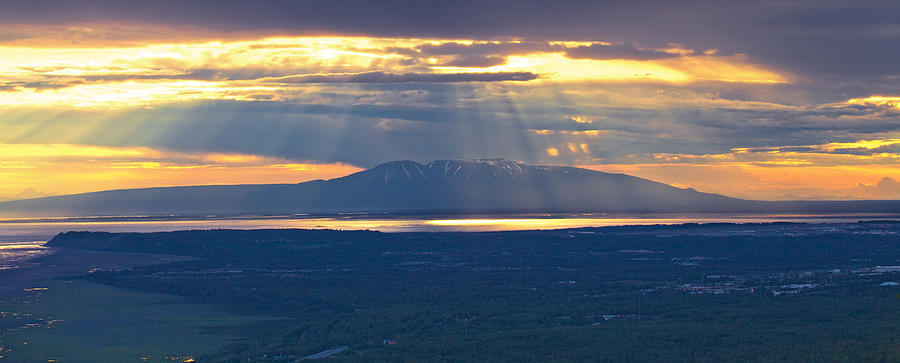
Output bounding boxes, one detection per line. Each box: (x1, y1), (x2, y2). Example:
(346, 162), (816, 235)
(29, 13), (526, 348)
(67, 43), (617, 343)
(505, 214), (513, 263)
(1, 158), (898, 217)
(338, 158), (619, 185)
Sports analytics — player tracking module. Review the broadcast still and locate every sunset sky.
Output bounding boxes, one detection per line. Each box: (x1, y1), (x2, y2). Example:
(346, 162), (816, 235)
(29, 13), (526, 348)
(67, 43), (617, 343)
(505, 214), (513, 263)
(1, 0), (899, 201)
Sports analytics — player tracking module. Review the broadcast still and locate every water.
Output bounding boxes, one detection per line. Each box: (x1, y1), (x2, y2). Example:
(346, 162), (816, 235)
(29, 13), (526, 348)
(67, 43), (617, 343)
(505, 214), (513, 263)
(1, 213), (898, 271)
(0, 242), (50, 271)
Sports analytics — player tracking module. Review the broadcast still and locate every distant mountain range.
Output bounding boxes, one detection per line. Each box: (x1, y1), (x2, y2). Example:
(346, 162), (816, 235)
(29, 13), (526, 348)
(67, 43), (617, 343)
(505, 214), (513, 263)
(2, 158), (899, 217)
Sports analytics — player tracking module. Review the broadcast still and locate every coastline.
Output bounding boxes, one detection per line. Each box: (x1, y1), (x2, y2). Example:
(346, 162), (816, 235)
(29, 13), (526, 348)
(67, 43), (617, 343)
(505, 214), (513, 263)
(0, 247), (193, 300)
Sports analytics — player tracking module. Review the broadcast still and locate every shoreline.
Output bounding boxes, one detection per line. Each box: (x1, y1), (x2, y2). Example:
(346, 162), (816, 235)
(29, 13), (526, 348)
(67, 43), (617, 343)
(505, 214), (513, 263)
(0, 247), (193, 301)
(1, 215), (899, 237)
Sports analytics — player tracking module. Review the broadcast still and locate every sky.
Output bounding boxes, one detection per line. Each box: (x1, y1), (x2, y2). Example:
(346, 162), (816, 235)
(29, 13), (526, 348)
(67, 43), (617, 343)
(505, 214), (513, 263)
(1, 0), (900, 201)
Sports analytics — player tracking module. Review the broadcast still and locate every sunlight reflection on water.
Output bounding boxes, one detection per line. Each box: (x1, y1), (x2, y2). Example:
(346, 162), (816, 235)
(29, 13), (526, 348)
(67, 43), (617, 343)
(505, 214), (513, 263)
(1, 213), (896, 241)
(0, 242), (50, 270)
(0, 213), (896, 270)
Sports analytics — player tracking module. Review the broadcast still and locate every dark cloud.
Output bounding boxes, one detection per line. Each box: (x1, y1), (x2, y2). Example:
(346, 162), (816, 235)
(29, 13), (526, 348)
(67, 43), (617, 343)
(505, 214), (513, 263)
(870, 144), (900, 154)
(3, 1), (899, 86)
(396, 41), (557, 67)
(0, 81), (81, 91)
(776, 146), (817, 153)
(388, 41), (686, 66)
(736, 142), (900, 157)
(13, 69), (541, 88)
(439, 54), (507, 68)
(3, 1), (900, 172)
(565, 43), (679, 60)
(828, 147), (878, 155)
(765, 5), (900, 31)
(0, 1), (655, 36)
(39, 2), (900, 80)
(77, 68), (287, 82)
(2, 80), (899, 168)
(410, 42), (552, 56)
(268, 71), (538, 84)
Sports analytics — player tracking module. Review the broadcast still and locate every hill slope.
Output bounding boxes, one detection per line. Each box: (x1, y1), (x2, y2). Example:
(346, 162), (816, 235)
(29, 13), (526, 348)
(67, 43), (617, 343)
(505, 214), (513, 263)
(242, 158), (742, 213)
(1, 158), (898, 217)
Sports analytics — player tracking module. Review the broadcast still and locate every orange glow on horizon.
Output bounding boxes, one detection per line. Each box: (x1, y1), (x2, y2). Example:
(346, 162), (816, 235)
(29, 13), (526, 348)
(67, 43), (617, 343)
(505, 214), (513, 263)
(582, 163), (900, 201)
(0, 144), (362, 200)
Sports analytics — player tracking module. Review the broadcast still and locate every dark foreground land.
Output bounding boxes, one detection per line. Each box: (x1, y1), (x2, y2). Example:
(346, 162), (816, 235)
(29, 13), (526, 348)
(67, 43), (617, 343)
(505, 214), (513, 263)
(0, 248), (193, 298)
(14, 222), (900, 361)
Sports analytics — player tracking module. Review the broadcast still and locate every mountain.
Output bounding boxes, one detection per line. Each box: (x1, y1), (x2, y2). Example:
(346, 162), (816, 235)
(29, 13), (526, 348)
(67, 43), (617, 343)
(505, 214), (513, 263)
(1, 158), (898, 217)
(242, 158), (743, 213)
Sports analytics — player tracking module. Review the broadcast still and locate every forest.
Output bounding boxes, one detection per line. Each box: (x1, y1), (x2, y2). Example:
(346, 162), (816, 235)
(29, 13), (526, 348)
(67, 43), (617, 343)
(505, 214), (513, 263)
(47, 222), (900, 361)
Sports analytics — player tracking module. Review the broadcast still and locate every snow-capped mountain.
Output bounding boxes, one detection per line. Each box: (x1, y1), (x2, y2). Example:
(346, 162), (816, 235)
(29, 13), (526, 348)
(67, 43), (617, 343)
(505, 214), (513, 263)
(338, 158), (604, 185)
(3, 158), (899, 217)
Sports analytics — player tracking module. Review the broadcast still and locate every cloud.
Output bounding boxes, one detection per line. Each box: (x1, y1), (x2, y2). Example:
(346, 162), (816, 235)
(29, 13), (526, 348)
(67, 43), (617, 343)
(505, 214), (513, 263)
(0, 187), (53, 202)
(565, 43), (681, 60)
(268, 71), (539, 84)
(0, 36), (791, 111)
(4, 81), (900, 169)
(389, 41), (693, 68)
(737, 140), (900, 157)
(852, 177), (900, 199)
(0, 7), (899, 202)
(395, 41), (557, 67)
(3, 0), (897, 94)
(0, 81), (81, 91)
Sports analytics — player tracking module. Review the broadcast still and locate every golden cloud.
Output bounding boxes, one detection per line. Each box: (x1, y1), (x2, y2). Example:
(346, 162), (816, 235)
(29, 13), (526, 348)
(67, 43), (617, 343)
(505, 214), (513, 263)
(843, 96), (900, 111)
(0, 36), (789, 108)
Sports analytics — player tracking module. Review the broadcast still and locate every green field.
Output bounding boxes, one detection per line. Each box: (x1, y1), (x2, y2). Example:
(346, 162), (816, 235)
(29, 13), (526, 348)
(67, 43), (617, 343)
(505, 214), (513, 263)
(0, 279), (267, 363)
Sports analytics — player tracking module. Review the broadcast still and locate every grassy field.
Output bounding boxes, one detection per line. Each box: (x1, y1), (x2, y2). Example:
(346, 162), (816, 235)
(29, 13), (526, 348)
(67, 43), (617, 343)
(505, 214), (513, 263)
(0, 278), (268, 363)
